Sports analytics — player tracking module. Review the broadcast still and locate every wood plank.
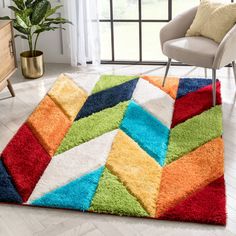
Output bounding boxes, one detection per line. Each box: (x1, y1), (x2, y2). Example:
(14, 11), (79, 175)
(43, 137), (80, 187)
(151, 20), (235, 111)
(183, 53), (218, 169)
(0, 23), (16, 82)
(0, 20), (11, 30)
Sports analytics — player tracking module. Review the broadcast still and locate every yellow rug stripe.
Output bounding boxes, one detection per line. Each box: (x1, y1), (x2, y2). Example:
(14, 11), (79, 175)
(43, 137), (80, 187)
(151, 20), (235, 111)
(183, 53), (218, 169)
(106, 130), (162, 217)
(48, 74), (88, 121)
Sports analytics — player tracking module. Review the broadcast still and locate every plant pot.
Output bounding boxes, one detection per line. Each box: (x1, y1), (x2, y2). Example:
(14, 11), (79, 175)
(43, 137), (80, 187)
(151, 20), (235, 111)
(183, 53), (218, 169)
(20, 50), (44, 79)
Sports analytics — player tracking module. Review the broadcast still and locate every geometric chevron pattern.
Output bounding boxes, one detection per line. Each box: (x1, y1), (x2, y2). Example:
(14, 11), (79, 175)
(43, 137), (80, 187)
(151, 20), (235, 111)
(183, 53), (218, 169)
(0, 73), (226, 225)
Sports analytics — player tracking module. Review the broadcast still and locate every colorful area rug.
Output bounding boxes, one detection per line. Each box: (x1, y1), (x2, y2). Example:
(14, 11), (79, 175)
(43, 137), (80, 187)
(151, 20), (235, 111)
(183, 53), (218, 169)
(0, 74), (226, 225)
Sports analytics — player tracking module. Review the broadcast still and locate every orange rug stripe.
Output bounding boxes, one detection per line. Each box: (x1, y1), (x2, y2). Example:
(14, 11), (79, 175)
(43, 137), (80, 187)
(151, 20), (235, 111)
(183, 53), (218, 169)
(27, 95), (72, 156)
(155, 137), (224, 217)
(142, 75), (179, 99)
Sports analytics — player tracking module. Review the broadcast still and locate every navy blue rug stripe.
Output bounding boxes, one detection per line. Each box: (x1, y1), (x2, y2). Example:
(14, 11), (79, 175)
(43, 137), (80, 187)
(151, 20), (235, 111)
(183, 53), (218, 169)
(0, 160), (22, 203)
(177, 78), (212, 99)
(75, 78), (139, 120)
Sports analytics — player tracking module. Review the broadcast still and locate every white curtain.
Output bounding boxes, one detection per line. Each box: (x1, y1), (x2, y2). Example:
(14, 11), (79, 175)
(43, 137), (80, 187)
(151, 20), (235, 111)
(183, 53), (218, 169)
(65, 0), (101, 66)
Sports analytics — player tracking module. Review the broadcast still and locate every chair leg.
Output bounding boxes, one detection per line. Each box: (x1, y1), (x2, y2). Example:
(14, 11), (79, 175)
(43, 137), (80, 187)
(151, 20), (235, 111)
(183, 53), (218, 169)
(7, 80), (15, 97)
(212, 69), (217, 107)
(204, 68), (207, 78)
(231, 61), (236, 85)
(162, 58), (172, 87)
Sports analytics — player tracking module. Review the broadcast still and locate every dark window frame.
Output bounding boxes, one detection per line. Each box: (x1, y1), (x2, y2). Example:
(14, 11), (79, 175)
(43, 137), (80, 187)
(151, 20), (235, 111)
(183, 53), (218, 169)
(99, 0), (234, 65)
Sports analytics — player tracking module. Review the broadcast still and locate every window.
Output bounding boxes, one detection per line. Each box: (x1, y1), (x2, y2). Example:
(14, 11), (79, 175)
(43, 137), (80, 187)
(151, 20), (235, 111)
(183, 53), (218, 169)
(99, 0), (234, 64)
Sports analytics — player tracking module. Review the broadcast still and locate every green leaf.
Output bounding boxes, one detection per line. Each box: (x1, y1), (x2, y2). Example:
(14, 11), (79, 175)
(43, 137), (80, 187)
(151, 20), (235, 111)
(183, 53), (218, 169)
(46, 1), (51, 12)
(14, 27), (29, 34)
(22, 8), (33, 17)
(25, 0), (40, 8)
(37, 22), (51, 29)
(31, 0), (50, 25)
(0, 16), (11, 20)
(45, 17), (72, 25)
(14, 26), (29, 34)
(34, 26), (63, 34)
(16, 14), (28, 29)
(45, 5), (62, 19)
(14, 34), (28, 39)
(25, 0), (34, 8)
(13, 20), (29, 34)
(31, 0), (41, 8)
(12, 0), (25, 10)
(8, 6), (20, 13)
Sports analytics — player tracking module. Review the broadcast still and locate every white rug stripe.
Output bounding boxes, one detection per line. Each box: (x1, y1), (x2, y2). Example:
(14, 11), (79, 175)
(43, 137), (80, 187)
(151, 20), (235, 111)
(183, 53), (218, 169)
(27, 130), (118, 203)
(65, 73), (100, 94)
(132, 79), (175, 128)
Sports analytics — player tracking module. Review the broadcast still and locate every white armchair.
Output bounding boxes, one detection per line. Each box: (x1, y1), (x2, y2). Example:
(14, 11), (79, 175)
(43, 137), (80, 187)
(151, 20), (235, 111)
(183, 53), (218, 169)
(160, 7), (236, 106)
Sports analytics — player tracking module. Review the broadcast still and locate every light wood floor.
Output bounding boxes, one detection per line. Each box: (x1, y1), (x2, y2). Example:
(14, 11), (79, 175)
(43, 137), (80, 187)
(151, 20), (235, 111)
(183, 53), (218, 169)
(0, 64), (235, 236)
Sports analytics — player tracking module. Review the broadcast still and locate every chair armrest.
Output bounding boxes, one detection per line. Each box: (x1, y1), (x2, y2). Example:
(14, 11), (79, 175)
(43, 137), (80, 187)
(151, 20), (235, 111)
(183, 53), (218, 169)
(213, 24), (236, 69)
(160, 7), (198, 51)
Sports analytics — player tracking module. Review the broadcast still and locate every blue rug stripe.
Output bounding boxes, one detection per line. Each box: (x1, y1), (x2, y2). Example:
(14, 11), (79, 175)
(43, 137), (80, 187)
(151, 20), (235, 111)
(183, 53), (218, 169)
(31, 167), (104, 211)
(75, 79), (139, 120)
(177, 78), (212, 99)
(0, 160), (22, 203)
(120, 101), (169, 166)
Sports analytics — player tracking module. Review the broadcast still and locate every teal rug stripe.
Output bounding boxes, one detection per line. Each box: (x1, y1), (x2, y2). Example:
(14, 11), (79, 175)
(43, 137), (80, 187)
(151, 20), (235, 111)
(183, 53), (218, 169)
(120, 101), (169, 166)
(31, 167), (104, 211)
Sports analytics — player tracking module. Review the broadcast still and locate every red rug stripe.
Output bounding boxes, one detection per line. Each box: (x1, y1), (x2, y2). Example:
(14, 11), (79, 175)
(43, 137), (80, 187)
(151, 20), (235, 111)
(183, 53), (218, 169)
(171, 82), (222, 128)
(1, 124), (51, 202)
(158, 176), (226, 225)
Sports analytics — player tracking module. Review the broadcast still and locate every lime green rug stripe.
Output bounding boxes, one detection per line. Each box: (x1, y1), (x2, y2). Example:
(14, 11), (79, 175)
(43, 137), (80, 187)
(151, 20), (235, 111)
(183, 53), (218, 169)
(92, 75), (138, 94)
(89, 168), (149, 217)
(165, 105), (223, 165)
(56, 102), (129, 155)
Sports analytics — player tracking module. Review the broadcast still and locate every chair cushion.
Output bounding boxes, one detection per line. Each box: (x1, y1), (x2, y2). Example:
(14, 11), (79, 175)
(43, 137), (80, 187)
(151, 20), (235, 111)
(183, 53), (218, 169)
(163, 37), (219, 68)
(186, 0), (236, 43)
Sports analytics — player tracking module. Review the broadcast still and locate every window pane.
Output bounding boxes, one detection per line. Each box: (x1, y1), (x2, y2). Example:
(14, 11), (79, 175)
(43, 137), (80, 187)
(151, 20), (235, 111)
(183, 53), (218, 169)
(142, 23), (166, 61)
(142, 0), (168, 20)
(172, 0), (199, 18)
(114, 22), (139, 61)
(100, 22), (112, 60)
(99, 0), (110, 19)
(113, 0), (139, 19)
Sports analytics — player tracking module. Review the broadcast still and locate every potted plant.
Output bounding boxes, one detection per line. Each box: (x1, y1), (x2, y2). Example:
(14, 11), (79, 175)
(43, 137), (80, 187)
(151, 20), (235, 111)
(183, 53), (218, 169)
(1, 0), (71, 79)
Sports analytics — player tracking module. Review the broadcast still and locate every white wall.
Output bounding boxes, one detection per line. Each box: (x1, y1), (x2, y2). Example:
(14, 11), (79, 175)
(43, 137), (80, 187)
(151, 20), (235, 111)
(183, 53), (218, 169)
(0, 0), (71, 63)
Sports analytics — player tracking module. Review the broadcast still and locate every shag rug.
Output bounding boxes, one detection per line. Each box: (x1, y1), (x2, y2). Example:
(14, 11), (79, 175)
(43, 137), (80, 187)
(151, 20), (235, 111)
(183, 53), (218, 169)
(0, 73), (226, 225)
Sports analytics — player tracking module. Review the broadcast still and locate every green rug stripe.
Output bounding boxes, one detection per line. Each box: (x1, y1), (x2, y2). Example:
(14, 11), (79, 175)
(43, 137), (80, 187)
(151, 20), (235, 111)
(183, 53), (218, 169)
(56, 101), (129, 155)
(89, 168), (149, 217)
(165, 105), (222, 165)
(92, 75), (138, 94)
